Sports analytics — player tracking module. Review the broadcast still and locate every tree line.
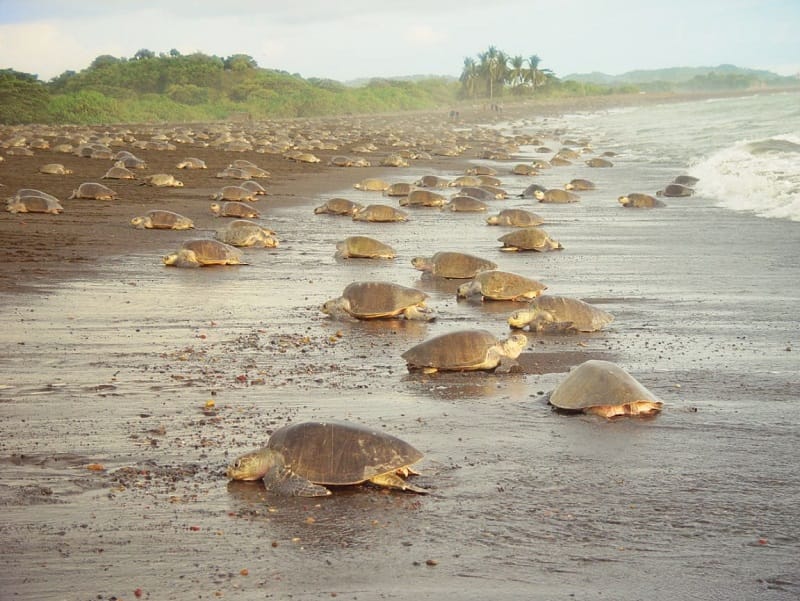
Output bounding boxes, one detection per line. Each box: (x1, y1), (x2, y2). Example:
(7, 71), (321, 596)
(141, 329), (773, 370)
(459, 46), (556, 101)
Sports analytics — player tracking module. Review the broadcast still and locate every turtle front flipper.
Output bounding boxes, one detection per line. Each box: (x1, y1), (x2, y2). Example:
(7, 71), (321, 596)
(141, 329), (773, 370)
(263, 465), (332, 497)
(369, 471), (428, 494)
(403, 305), (435, 322)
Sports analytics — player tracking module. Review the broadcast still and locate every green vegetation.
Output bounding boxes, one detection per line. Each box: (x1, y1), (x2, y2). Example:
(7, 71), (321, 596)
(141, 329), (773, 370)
(1, 50), (796, 125)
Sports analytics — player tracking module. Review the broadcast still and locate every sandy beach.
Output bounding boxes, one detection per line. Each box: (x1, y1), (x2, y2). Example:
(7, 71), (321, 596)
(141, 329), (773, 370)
(1, 92), (798, 600)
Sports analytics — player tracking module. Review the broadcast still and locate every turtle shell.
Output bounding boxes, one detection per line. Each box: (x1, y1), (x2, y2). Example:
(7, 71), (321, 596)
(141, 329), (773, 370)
(314, 198), (363, 215)
(352, 204), (407, 222)
(498, 227), (562, 251)
(520, 295), (613, 331)
(340, 281), (427, 318)
(180, 239), (242, 264)
(447, 196), (489, 212)
(549, 360), (662, 411)
(415, 251), (497, 278)
(143, 210), (193, 229)
(336, 236), (396, 259)
(70, 182), (117, 200)
(267, 421), (423, 486)
(486, 208), (544, 227)
(215, 220), (277, 247)
(467, 270), (547, 301)
(401, 329), (500, 370)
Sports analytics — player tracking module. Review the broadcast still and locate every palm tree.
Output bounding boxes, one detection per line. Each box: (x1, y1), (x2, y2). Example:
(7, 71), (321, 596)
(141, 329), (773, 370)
(459, 56), (479, 99)
(478, 45), (506, 102)
(525, 54), (541, 92)
(508, 55), (526, 94)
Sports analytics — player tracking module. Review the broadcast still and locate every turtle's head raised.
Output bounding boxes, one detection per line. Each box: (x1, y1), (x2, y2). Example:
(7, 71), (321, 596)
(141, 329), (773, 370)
(507, 309), (536, 329)
(502, 333), (528, 358)
(226, 448), (282, 481)
(411, 256), (431, 271)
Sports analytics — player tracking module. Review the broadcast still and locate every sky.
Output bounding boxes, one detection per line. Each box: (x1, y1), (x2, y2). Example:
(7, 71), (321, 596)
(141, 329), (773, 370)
(1, 0), (798, 82)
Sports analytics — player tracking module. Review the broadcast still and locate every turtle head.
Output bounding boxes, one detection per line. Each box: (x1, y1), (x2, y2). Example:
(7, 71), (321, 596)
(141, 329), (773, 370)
(617, 195), (630, 206)
(411, 256), (431, 271)
(226, 448), (282, 481)
(502, 333), (528, 358)
(456, 280), (480, 298)
(130, 216), (146, 228)
(486, 215), (499, 225)
(163, 249), (200, 268)
(508, 308), (540, 329)
(321, 296), (350, 318)
(533, 189), (545, 200)
(210, 202), (222, 215)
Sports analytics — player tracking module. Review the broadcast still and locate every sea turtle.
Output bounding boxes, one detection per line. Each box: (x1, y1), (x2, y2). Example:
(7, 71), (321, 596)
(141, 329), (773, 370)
(210, 185), (258, 202)
(550, 156), (573, 167)
(445, 196), (489, 212)
(381, 154), (409, 167)
(6, 195), (63, 214)
(548, 360), (664, 418)
(618, 193), (665, 208)
(225, 420), (426, 496)
(12, 188), (60, 203)
(477, 175), (503, 187)
(293, 152), (321, 164)
(216, 167), (251, 179)
(215, 219), (279, 248)
(399, 190), (447, 207)
(141, 173), (183, 187)
(210, 201), (260, 218)
(384, 182), (414, 197)
(457, 270), (547, 301)
(401, 329), (528, 374)
(130, 209), (194, 230)
(39, 163), (72, 175)
(354, 178), (390, 191)
(335, 236), (396, 259)
(657, 183), (694, 197)
(411, 251), (497, 279)
(163, 238), (245, 268)
(115, 155), (147, 169)
(465, 165), (497, 176)
(233, 164), (271, 178)
(511, 164), (538, 176)
(352, 204), (408, 222)
(322, 281), (432, 321)
(415, 174), (451, 188)
(508, 295), (613, 332)
(534, 189), (580, 204)
(498, 227), (563, 252)
(486, 208), (545, 227)
(555, 148), (581, 160)
(68, 182), (117, 200)
(239, 180), (267, 196)
(314, 197), (364, 216)
(565, 178), (596, 191)
(102, 166), (136, 180)
(458, 186), (502, 202)
(448, 175), (483, 188)
(672, 175), (699, 187)
(176, 157), (207, 169)
(328, 155), (355, 167)
(585, 157), (613, 168)
(518, 183), (548, 198)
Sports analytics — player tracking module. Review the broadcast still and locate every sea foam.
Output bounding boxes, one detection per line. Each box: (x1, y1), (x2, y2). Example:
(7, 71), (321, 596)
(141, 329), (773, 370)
(690, 134), (800, 222)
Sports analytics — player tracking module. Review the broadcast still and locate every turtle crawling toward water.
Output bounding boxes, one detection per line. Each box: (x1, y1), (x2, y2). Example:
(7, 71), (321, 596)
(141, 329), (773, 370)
(402, 329), (528, 374)
(486, 208), (545, 227)
(335, 235), (396, 259)
(457, 270), (547, 301)
(215, 220), (278, 248)
(69, 182), (117, 200)
(226, 420), (426, 496)
(618, 193), (665, 208)
(548, 360), (664, 418)
(412, 251), (496, 279)
(322, 281), (433, 321)
(163, 239), (245, 268)
(498, 227), (563, 252)
(314, 197), (364, 216)
(508, 295), (613, 332)
(130, 209), (194, 230)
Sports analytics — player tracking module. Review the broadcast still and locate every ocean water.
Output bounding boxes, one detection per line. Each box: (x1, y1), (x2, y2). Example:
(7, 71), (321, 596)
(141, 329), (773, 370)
(543, 91), (800, 221)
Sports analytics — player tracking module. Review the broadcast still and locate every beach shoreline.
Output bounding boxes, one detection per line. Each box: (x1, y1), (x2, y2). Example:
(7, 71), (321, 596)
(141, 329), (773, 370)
(1, 90), (798, 601)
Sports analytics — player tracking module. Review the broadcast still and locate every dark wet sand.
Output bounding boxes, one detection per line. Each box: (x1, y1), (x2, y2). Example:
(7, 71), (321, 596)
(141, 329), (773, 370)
(1, 93), (799, 600)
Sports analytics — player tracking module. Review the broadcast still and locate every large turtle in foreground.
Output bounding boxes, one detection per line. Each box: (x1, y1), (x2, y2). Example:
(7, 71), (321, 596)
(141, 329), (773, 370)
(163, 239), (245, 268)
(322, 281), (432, 321)
(412, 251), (496, 279)
(548, 360), (664, 418)
(457, 270), (547, 301)
(508, 295), (613, 332)
(402, 329), (527, 374)
(226, 420), (426, 496)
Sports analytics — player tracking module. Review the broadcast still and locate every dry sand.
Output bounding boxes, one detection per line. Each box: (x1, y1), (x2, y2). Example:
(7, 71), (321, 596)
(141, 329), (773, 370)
(1, 93), (798, 600)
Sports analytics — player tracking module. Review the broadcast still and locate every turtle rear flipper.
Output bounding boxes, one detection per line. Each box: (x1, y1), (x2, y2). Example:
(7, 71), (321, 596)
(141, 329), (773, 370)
(263, 466), (331, 497)
(541, 321), (576, 334)
(369, 471), (428, 494)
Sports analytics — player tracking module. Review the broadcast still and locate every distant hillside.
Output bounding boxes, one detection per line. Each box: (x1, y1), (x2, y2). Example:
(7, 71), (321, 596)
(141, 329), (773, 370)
(343, 74), (458, 87)
(564, 64), (791, 85)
